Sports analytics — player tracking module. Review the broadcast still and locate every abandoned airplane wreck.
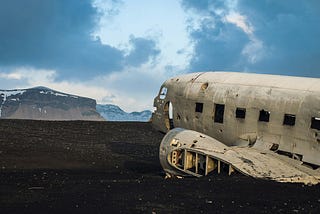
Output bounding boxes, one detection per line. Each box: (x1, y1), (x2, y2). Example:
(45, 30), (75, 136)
(152, 72), (320, 185)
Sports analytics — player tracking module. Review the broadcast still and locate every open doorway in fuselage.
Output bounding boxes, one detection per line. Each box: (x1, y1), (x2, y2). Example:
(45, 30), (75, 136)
(164, 101), (174, 130)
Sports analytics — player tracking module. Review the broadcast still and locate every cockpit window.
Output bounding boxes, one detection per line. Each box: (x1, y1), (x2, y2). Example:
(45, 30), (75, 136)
(159, 87), (168, 99)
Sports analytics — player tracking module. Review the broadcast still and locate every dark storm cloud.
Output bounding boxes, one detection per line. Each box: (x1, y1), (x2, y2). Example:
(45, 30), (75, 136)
(238, 0), (320, 77)
(182, 0), (320, 77)
(125, 36), (161, 67)
(0, 0), (159, 79)
(188, 18), (249, 72)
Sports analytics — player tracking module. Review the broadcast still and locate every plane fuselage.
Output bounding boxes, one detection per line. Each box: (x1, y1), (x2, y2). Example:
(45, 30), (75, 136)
(152, 72), (320, 166)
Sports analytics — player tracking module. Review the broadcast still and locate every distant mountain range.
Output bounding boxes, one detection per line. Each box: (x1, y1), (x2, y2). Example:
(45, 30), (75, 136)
(0, 87), (104, 121)
(96, 104), (152, 122)
(0, 86), (152, 121)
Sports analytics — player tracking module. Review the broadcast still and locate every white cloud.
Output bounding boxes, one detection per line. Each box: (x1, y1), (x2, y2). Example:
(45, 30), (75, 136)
(12, 67), (56, 83)
(91, 62), (174, 112)
(93, 0), (191, 70)
(0, 67), (57, 88)
(225, 12), (253, 35)
(242, 37), (265, 64)
(0, 72), (23, 80)
(222, 10), (265, 64)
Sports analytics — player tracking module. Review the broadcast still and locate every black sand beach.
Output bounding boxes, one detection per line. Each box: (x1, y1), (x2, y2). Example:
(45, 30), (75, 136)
(0, 120), (319, 213)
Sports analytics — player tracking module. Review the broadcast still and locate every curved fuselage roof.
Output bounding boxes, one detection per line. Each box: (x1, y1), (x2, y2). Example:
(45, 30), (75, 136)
(167, 71), (320, 92)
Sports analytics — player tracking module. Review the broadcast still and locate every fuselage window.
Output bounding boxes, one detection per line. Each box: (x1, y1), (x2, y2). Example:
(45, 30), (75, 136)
(311, 117), (320, 130)
(159, 87), (168, 99)
(236, 108), (246, 119)
(283, 114), (296, 126)
(259, 109), (270, 122)
(195, 102), (204, 113)
(214, 104), (225, 123)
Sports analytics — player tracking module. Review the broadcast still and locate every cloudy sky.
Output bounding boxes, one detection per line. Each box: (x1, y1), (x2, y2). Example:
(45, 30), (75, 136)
(0, 0), (319, 112)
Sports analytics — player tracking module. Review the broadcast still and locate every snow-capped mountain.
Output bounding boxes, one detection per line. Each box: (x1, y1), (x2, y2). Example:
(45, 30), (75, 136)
(0, 87), (104, 121)
(96, 104), (152, 122)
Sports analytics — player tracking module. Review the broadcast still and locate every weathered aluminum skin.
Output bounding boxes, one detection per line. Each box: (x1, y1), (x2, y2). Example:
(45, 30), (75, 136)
(152, 72), (320, 184)
(159, 128), (320, 184)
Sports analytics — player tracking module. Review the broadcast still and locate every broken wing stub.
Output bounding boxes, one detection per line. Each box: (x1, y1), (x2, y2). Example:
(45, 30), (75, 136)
(159, 128), (320, 185)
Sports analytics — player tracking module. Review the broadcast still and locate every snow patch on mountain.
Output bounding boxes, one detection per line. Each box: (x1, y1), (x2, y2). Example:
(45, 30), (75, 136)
(96, 104), (152, 122)
(39, 90), (78, 98)
(0, 90), (26, 116)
